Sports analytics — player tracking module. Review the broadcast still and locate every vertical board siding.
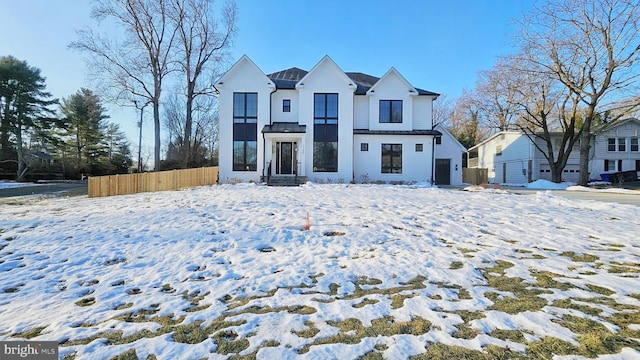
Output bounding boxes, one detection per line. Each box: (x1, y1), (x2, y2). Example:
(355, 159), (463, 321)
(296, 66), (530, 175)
(88, 166), (219, 198)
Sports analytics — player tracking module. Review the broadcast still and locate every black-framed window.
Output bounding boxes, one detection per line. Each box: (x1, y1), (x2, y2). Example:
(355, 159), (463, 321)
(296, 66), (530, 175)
(361, 143), (369, 151)
(435, 136), (442, 145)
(379, 100), (402, 123)
(618, 137), (626, 152)
(608, 138), (616, 151)
(313, 93), (338, 172)
(381, 144), (402, 173)
(283, 99), (291, 112)
(233, 93), (257, 171)
(415, 143), (423, 152)
(632, 137), (639, 152)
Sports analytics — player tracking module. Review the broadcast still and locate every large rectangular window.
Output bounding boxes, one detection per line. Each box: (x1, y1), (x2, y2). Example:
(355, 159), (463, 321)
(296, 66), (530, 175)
(381, 144), (402, 173)
(631, 137), (639, 152)
(608, 138), (616, 151)
(379, 100), (402, 123)
(313, 93), (338, 172)
(233, 93), (257, 171)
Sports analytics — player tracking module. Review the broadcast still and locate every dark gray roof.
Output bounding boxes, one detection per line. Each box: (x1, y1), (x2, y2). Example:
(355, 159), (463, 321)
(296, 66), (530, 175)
(353, 129), (442, 136)
(262, 122), (307, 133)
(267, 68), (438, 96)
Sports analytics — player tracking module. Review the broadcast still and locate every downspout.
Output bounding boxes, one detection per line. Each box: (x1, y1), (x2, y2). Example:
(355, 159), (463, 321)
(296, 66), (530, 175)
(430, 97), (437, 185)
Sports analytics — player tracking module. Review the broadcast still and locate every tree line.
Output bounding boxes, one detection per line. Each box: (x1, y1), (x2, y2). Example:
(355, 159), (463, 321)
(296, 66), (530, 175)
(71, 0), (237, 172)
(436, 0), (640, 185)
(0, 55), (132, 181)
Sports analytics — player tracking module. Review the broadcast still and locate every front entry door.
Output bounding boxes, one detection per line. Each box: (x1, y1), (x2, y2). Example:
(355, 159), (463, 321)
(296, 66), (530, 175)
(276, 142), (295, 175)
(435, 159), (451, 185)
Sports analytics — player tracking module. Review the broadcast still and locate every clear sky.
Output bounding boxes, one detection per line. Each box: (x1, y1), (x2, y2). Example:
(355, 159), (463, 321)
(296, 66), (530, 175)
(0, 0), (535, 157)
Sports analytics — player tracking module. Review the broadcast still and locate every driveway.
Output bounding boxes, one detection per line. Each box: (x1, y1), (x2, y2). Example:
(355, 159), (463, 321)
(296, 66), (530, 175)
(0, 181), (87, 198)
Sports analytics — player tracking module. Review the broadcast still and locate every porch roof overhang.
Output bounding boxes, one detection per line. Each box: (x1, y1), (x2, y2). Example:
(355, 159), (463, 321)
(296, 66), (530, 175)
(262, 122), (307, 134)
(353, 129), (442, 136)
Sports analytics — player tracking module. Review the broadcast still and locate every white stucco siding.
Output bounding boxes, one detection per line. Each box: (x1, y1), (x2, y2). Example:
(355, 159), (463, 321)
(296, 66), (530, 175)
(217, 58), (273, 183)
(412, 97), (433, 130)
(353, 135), (433, 183)
(271, 90), (299, 123)
(368, 74), (414, 132)
(353, 96), (369, 130)
(296, 59), (355, 182)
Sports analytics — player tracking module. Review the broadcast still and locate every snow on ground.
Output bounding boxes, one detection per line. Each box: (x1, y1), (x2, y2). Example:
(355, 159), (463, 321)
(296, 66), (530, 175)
(1, 183), (640, 359)
(527, 179), (575, 190)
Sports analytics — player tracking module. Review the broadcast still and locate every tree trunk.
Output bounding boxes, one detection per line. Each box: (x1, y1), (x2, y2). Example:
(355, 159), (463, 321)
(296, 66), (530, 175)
(183, 80), (195, 168)
(15, 121), (26, 181)
(153, 100), (161, 171)
(577, 109), (594, 186)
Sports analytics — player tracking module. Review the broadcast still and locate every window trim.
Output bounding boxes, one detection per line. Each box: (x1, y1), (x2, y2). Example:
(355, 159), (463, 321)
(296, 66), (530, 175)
(282, 99), (291, 112)
(379, 100), (403, 123)
(313, 93), (339, 172)
(232, 92), (258, 171)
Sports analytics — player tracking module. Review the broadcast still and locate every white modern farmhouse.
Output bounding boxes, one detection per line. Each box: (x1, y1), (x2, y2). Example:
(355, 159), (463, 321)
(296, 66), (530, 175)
(216, 55), (462, 185)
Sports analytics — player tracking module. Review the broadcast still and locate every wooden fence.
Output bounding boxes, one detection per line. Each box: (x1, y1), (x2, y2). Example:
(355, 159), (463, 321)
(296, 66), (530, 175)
(462, 168), (488, 185)
(88, 166), (218, 198)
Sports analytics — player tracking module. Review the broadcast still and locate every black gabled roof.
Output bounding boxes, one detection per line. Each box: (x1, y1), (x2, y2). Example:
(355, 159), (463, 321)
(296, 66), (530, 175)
(267, 67), (438, 96)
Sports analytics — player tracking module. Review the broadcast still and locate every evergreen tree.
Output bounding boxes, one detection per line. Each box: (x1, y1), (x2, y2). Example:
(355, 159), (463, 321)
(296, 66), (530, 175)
(0, 55), (57, 180)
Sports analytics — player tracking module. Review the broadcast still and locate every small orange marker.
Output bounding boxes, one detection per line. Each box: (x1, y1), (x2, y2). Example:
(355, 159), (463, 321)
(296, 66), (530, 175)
(304, 212), (310, 230)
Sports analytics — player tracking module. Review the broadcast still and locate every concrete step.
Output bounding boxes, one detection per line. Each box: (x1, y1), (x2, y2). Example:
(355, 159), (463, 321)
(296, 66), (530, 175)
(267, 176), (307, 187)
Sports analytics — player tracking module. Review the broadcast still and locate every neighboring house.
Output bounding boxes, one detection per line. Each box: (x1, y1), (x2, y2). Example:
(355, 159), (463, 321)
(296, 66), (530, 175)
(216, 55), (463, 185)
(467, 117), (640, 184)
(589, 118), (640, 180)
(467, 131), (581, 184)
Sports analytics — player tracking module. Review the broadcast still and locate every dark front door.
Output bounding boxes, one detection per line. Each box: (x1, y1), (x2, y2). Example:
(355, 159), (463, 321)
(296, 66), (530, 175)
(277, 142), (294, 174)
(435, 159), (451, 185)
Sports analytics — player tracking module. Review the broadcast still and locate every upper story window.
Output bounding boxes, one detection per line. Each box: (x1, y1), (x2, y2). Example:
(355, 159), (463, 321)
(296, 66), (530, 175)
(435, 137), (442, 145)
(618, 137), (626, 152)
(379, 100), (402, 123)
(233, 93), (257, 123)
(608, 138), (616, 151)
(283, 99), (291, 112)
(631, 137), (639, 152)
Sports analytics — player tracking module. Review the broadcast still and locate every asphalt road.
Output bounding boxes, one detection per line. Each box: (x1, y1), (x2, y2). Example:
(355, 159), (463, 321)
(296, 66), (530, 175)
(499, 187), (640, 206)
(0, 181), (88, 198)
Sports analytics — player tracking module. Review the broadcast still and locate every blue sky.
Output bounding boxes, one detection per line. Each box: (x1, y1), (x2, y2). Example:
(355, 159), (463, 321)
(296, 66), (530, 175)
(0, 0), (534, 155)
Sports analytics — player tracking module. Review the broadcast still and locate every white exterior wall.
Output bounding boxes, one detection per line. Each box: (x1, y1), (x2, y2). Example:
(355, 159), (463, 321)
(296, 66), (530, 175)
(590, 121), (640, 179)
(434, 126), (465, 186)
(271, 90), (299, 123)
(474, 133), (531, 184)
(368, 74), (414, 132)
(297, 59), (355, 182)
(218, 58), (273, 183)
(354, 135), (433, 183)
(412, 97), (433, 130)
(353, 96), (369, 129)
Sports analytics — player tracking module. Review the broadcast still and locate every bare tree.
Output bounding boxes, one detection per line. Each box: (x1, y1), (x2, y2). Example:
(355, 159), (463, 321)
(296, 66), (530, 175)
(449, 89), (489, 149)
(169, 0), (237, 167)
(71, 0), (177, 171)
(517, 0), (640, 185)
(432, 93), (454, 128)
(475, 58), (522, 132)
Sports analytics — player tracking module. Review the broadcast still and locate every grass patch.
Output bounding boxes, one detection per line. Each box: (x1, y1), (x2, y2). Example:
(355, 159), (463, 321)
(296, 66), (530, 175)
(75, 297), (96, 307)
(489, 329), (526, 343)
(12, 326), (47, 339)
(526, 336), (577, 358)
(559, 251), (599, 262)
(449, 261), (464, 270)
(584, 283), (615, 296)
(292, 321), (320, 338)
(108, 349), (138, 360)
(391, 293), (415, 309)
(299, 316), (431, 354)
(353, 297), (379, 308)
(212, 330), (250, 355)
(551, 299), (602, 316)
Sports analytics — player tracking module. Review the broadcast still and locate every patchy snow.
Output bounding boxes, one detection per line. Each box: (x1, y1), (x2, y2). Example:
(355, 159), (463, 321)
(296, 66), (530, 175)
(567, 185), (640, 195)
(1, 183), (639, 359)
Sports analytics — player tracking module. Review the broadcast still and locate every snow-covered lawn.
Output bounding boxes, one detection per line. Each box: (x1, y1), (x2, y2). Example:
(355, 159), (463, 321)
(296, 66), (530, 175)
(1, 183), (639, 359)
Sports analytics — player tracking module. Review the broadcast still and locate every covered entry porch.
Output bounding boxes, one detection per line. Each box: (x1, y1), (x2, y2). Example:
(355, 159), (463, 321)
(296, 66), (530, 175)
(262, 122), (307, 186)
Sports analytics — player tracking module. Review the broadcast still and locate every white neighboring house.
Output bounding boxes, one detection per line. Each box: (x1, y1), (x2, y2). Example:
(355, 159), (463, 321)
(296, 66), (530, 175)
(216, 55), (464, 185)
(589, 117), (640, 180)
(466, 131), (582, 184)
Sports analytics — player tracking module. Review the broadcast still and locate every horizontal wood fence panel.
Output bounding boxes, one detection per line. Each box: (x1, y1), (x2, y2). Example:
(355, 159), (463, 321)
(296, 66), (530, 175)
(88, 166), (218, 198)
